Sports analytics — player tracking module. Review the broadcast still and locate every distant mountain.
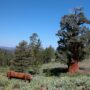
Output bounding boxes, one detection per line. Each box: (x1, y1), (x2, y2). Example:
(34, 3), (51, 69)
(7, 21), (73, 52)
(0, 46), (15, 52)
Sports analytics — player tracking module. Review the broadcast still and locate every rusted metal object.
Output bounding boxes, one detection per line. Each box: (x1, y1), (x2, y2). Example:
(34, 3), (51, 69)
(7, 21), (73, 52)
(7, 71), (32, 82)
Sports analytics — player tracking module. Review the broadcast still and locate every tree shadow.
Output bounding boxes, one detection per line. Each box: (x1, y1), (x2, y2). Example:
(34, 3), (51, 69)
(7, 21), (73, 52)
(43, 67), (68, 76)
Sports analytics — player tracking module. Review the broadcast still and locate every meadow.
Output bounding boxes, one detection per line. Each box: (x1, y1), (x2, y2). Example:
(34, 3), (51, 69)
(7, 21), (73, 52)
(0, 66), (90, 90)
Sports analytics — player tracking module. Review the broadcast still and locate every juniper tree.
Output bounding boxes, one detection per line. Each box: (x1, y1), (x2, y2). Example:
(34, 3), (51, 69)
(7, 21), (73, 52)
(56, 8), (90, 73)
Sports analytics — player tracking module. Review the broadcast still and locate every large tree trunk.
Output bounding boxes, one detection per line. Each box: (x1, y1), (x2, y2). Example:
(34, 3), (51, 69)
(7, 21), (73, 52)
(68, 59), (79, 73)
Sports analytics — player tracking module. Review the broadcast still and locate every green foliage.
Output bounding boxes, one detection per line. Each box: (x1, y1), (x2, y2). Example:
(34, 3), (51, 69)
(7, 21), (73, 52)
(0, 48), (13, 66)
(56, 8), (90, 64)
(10, 33), (45, 73)
(11, 40), (29, 72)
(10, 33), (56, 73)
(29, 33), (44, 73)
(43, 46), (55, 63)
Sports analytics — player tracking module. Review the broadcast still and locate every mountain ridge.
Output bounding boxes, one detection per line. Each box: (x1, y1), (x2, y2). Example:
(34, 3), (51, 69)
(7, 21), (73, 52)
(0, 46), (15, 51)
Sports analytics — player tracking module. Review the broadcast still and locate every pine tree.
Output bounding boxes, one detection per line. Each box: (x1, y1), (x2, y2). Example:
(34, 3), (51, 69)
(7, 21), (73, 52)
(29, 33), (43, 72)
(0, 48), (13, 66)
(11, 40), (29, 72)
(43, 46), (55, 63)
(56, 8), (90, 73)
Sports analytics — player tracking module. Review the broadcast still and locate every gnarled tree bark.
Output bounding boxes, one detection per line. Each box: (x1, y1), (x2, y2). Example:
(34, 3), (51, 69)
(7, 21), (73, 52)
(68, 59), (79, 73)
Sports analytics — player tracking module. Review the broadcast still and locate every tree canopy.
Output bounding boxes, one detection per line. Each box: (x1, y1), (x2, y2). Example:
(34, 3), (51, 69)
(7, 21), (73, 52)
(10, 40), (29, 72)
(56, 8), (90, 73)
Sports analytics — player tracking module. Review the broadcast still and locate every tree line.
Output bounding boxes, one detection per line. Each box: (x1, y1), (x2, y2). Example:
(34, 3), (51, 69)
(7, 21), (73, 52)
(0, 33), (55, 73)
(0, 48), (13, 66)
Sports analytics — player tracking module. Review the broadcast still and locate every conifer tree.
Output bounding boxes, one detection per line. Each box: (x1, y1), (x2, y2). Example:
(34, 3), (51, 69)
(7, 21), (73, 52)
(43, 46), (55, 63)
(29, 33), (43, 72)
(11, 40), (29, 72)
(56, 8), (90, 73)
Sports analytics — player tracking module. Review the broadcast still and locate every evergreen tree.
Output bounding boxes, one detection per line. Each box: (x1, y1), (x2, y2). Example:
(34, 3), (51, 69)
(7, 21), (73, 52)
(29, 33), (43, 72)
(0, 49), (13, 66)
(56, 8), (90, 73)
(11, 40), (29, 72)
(43, 46), (55, 63)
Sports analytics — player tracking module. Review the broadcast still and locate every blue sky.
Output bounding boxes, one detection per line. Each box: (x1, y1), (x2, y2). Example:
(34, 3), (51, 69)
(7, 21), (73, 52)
(0, 0), (90, 48)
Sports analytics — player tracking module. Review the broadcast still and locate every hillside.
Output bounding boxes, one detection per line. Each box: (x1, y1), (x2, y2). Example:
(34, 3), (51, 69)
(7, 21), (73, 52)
(0, 46), (15, 52)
